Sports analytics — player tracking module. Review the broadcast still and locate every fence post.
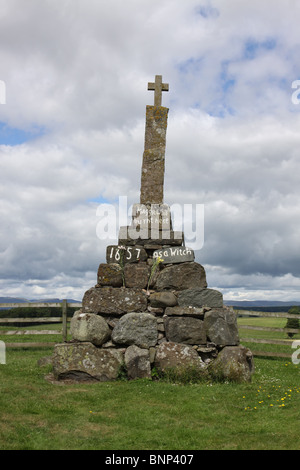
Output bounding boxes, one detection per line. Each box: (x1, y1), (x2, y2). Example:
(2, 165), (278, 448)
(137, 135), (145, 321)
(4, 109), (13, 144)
(62, 299), (68, 342)
(0, 340), (6, 364)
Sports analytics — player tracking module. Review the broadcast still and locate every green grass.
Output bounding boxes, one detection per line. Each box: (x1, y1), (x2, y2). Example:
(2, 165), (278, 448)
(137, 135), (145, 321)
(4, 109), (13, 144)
(0, 321), (71, 344)
(238, 316), (300, 357)
(0, 346), (300, 450)
(0, 318), (299, 450)
(238, 315), (300, 337)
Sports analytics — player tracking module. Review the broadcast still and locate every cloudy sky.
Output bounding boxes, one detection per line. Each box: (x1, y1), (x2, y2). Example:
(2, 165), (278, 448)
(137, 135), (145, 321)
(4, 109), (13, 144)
(1, 0), (300, 302)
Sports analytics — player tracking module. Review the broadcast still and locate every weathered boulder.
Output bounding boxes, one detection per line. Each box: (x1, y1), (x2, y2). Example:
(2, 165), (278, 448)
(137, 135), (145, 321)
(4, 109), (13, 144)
(111, 312), (158, 348)
(164, 317), (206, 345)
(124, 344), (151, 379)
(164, 306), (205, 318)
(178, 288), (223, 308)
(97, 263), (123, 287)
(154, 341), (205, 373)
(82, 287), (148, 315)
(204, 307), (239, 347)
(52, 342), (123, 382)
(208, 345), (254, 383)
(70, 311), (111, 346)
(155, 262), (207, 291)
(149, 291), (178, 308)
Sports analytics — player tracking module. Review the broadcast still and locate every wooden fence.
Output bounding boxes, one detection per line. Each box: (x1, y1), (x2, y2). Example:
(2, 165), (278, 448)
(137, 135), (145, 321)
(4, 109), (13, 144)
(0, 300), (81, 348)
(0, 303), (299, 358)
(236, 309), (300, 358)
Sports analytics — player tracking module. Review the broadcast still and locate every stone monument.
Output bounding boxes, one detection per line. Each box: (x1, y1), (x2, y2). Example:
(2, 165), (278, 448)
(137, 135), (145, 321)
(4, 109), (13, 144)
(51, 75), (254, 383)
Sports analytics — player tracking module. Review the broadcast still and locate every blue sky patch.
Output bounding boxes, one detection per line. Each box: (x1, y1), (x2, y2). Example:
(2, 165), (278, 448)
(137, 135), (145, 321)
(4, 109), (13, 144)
(87, 196), (112, 204)
(177, 57), (203, 75)
(219, 61), (236, 94)
(195, 4), (219, 18)
(0, 122), (45, 146)
(206, 103), (235, 118)
(244, 38), (277, 60)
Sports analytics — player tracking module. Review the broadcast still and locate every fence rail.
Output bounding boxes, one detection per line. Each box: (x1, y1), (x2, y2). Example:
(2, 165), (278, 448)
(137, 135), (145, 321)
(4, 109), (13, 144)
(0, 304), (299, 358)
(235, 309), (300, 358)
(235, 309), (300, 319)
(0, 300), (82, 348)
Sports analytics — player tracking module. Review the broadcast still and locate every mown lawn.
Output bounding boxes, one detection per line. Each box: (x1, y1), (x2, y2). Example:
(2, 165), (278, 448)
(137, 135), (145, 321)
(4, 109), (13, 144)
(237, 315), (300, 358)
(0, 343), (299, 450)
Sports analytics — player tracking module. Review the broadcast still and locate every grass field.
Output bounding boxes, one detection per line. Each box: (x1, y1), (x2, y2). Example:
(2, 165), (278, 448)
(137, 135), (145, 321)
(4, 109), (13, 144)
(237, 315), (300, 357)
(0, 318), (299, 450)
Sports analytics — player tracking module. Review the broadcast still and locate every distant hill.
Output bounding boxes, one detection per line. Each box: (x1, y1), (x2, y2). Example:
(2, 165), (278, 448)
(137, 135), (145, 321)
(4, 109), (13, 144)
(29, 298), (81, 303)
(0, 297), (29, 303)
(1, 296), (299, 309)
(0, 297), (81, 305)
(0, 297), (82, 317)
(224, 300), (300, 308)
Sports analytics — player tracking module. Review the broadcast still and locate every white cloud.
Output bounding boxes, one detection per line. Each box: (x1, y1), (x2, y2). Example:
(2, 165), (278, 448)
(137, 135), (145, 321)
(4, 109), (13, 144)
(1, 0), (300, 301)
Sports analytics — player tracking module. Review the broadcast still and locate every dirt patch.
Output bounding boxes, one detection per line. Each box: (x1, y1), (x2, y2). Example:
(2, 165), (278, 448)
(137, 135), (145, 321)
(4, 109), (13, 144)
(44, 373), (99, 386)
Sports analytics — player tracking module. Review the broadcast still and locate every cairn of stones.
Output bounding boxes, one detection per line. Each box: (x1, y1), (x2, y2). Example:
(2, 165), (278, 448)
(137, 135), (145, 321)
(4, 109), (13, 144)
(52, 75), (254, 383)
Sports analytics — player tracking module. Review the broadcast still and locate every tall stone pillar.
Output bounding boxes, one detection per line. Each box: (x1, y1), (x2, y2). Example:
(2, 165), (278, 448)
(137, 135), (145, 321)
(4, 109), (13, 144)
(140, 105), (169, 205)
(140, 75), (169, 205)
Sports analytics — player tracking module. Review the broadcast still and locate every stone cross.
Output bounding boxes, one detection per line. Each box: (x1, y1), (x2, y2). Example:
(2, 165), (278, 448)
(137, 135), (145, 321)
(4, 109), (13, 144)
(119, 75), (183, 245)
(148, 75), (169, 107)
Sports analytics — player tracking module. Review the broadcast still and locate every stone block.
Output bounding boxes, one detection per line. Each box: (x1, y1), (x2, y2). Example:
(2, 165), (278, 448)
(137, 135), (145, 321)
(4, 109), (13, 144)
(70, 312), (110, 346)
(204, 307), (239, 346)
(82, 287), (147, 315)
(97, 263), (122, 287)
(124, 263), (150, 289)
(112, 312), (158, 348)
(106, 245), (147, 264)
(131, 203), (172, 231)
(149, 291), (178, 308)
(118, 226), (183, 246)
(153, 247), (194, 264)
(154, 341), (206, 373)
(98, 261), (151, 289)
(155, 262), (207, 291)
(164, 317), (206, 345)
(178, 288), (223, 308)
(124, 344), (151, 379)
(52, 342), (124, 382)
(208, 345), (255, 383)
(164, 306), (205, 318)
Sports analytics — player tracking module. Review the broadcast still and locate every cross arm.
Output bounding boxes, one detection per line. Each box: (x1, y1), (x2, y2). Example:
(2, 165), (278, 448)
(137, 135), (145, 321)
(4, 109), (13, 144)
(148, 75), (169, 107)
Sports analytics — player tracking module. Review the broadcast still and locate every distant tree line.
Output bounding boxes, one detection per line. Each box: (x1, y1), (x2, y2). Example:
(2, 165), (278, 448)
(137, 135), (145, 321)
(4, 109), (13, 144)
(0, 306), (78, 326)
(233, 305), (299, 312)
(285, 306), (300, 338)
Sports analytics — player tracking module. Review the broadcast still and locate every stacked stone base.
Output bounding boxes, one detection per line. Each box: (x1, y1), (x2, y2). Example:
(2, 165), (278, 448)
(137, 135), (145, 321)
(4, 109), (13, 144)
(51, 226), (254, 383)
